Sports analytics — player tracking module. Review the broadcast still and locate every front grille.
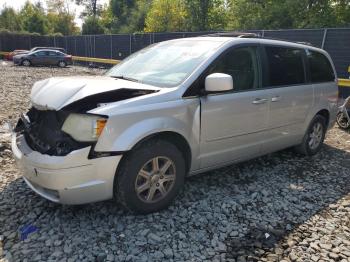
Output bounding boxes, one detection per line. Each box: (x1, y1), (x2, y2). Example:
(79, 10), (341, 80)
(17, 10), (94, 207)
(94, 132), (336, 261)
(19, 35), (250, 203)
(15, 107), (90, 156)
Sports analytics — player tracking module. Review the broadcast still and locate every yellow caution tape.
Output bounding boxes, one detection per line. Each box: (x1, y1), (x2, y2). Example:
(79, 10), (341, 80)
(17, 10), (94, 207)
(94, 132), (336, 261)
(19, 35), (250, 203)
(338, 78), (350, 88)
(72, 56), (120, 65)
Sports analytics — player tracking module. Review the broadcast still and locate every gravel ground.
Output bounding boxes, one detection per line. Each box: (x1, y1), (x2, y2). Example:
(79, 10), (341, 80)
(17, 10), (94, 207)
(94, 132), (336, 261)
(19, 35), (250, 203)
(0, 62), (350, 262)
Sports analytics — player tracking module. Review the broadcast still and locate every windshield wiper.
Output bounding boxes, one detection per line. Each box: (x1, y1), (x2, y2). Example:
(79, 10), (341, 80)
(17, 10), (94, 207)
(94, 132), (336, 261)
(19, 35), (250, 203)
(110, 75), (140, 83)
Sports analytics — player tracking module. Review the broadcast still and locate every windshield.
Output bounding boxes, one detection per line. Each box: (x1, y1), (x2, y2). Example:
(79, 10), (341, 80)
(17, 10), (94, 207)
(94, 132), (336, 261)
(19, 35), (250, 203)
(106, 39), (224, 87)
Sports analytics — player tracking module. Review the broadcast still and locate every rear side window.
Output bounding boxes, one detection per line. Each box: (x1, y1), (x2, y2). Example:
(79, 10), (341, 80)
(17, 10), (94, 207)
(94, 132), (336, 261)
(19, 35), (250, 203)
(264, 46), (305, 87)
(306, 50), (335, 83)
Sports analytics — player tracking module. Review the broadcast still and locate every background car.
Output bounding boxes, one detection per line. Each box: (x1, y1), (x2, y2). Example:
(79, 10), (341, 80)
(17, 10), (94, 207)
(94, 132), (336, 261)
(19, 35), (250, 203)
(13, 49), (73, 67)
(4, 50), (28, 61)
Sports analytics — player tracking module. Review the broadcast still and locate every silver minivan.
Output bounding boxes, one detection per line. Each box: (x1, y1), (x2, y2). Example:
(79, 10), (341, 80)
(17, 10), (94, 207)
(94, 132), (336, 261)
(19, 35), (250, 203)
(12, 36), (338, 213)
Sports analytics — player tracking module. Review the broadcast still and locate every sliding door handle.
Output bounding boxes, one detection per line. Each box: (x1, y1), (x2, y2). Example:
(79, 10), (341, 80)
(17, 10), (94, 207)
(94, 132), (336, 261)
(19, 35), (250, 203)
(271, 96), (281, 102)
(252, 98), (268, 105)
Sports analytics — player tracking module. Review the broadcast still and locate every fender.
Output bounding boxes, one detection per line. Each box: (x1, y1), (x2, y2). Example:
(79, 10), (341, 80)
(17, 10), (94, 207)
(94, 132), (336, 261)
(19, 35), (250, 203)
(93, 102), (201, 171)
(111, 117), (191, 151)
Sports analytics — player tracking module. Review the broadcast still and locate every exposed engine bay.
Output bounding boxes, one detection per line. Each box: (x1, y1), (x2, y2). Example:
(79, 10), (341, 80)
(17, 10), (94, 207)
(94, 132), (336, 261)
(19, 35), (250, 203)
(15, 108), (88, 156)
(14, 88), (158, 156)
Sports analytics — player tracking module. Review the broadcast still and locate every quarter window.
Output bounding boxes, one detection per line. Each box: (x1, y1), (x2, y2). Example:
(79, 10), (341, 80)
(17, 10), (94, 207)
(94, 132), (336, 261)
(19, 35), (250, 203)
(265, 46), (305, 87)
(208, 46), (259, 91)
(307, 50), (335, 83)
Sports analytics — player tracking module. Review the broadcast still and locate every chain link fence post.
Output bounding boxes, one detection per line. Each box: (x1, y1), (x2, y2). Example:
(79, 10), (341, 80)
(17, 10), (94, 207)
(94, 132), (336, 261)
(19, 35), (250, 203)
(321, 28), (328, 49)
(129, 34), (132, 55)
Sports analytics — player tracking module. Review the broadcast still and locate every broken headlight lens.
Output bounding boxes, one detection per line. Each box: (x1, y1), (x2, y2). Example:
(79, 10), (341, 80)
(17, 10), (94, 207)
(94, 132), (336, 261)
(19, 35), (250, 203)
(61, 114), (107, 142)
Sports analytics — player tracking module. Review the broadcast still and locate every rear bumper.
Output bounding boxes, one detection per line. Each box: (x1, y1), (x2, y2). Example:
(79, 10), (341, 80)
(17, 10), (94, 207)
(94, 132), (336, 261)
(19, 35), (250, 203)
(12, 133), (122, 204)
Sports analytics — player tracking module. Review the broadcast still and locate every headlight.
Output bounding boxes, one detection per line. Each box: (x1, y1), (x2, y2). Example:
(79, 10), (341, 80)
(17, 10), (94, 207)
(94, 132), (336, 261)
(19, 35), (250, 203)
(62, 114), (107, 142)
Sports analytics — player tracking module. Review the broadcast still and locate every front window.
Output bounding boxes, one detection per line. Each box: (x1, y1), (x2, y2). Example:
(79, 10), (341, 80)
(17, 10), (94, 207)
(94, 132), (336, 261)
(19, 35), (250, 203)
(207, 46), (259, 91)
(106, 39), (225, 87)
(33, 51), (47, 57)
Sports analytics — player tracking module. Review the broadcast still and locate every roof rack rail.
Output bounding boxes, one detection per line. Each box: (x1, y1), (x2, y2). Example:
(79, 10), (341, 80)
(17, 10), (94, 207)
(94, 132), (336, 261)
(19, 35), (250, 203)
(203, 32), (261, 38)
(202, 32), (315, 47)
(295, 41), (313, 46)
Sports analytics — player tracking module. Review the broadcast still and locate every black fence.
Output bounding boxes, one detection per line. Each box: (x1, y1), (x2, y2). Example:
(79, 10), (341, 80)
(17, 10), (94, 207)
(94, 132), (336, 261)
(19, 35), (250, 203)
(0, 28), (349, 78)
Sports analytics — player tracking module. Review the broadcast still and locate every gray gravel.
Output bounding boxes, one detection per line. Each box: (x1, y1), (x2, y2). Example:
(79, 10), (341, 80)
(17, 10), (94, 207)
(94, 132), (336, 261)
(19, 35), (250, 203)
(0, 62), (350, 262)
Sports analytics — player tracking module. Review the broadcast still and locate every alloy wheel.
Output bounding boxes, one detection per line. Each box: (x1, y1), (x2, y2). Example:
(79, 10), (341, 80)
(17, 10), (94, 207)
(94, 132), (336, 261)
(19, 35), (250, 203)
(135, 156), (176, 203)
(22, 60), (30, 66)
(308, 122), (323, 150)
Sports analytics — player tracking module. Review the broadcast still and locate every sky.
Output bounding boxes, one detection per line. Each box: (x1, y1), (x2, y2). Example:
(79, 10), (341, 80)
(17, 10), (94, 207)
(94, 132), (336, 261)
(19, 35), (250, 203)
(0, 0), (109, 27)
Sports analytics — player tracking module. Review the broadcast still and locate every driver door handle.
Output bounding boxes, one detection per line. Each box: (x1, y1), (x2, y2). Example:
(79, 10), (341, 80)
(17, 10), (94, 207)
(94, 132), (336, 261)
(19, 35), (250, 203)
(252, 98), (268, 105)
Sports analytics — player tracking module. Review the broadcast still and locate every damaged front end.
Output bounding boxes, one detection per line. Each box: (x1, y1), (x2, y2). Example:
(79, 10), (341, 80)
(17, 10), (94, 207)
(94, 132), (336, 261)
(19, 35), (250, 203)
(14, 108), (92, 156)
(15, 87), (158, 157)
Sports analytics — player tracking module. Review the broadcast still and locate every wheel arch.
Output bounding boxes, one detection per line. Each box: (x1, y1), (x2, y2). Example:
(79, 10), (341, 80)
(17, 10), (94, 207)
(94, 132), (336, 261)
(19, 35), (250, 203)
(316, 109), (330, 128)
(121, 131), (192, 174)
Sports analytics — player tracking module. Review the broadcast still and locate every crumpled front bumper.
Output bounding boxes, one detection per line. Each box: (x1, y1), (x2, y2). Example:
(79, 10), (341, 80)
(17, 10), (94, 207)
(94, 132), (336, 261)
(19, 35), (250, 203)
(12, 133), (122, 204)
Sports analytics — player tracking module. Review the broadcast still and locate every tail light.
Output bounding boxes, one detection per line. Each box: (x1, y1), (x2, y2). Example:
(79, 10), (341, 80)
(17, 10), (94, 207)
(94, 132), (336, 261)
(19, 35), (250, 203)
(65, 55), (72, 60)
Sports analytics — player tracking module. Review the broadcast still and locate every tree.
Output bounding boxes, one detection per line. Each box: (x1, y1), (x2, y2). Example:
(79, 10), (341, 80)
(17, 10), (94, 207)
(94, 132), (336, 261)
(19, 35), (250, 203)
(123, 0), (152, 33)
(110, 0), (136, 18)
(77, 0), (106, 34)
(184, 0), (228, 31)
(184, 0), (211, 31)
(144, 0), (187, 32)
(226, 0), (346, 30)
(333, 0), (350, 27)
(46, 0), (79, 35)
(20, 1), (49, 35)
(82, 16), (105, 34)
(75, 0), (102, 17)
(47, 12), (79, 35)
(0, 7), (22, 32)
(291, 0), (338, 28)
(104, 0), (151, 33)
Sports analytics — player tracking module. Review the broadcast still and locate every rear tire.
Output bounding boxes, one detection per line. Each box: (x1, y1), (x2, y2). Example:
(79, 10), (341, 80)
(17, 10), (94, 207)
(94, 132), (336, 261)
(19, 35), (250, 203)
(58, 61), (67, 68)
(295, 115), (327, 156)
(336, 112), (350, 129)
(21, 59), (31, 66)
(114, 139), (186, 214)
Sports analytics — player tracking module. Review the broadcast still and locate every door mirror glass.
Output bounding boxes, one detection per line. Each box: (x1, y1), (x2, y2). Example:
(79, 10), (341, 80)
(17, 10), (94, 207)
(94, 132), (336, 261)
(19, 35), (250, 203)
(205, 73), (233, 92)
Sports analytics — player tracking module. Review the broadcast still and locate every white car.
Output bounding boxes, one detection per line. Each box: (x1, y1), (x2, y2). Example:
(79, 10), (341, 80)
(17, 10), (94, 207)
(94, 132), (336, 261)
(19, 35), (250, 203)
(12, 36), (338, 213)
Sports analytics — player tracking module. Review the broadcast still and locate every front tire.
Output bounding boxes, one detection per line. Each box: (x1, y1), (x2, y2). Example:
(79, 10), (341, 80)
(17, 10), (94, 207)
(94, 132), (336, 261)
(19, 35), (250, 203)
(336, 112), (350, 129)
(21, 59), (31, 66)
(295, 115), (327, 156)
(115, 139), (186, 214)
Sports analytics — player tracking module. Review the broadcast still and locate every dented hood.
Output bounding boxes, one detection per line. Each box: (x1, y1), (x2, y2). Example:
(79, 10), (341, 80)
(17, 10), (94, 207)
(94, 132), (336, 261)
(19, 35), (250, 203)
(31, 76), (159, 111)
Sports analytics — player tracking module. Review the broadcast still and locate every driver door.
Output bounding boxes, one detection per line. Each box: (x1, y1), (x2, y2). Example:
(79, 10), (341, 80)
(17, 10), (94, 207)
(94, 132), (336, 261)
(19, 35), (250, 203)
(30, 51), (47, 65)
(199, 45), (269, 168)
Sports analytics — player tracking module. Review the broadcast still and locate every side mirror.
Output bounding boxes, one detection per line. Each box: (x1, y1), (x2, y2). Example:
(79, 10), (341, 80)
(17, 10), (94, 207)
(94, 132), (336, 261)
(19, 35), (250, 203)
(205, 73), (233, 93)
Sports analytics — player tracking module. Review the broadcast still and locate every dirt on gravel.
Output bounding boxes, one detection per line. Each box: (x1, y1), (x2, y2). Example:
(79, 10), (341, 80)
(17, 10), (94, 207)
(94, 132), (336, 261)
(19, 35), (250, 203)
(0, 62), (349, 262)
